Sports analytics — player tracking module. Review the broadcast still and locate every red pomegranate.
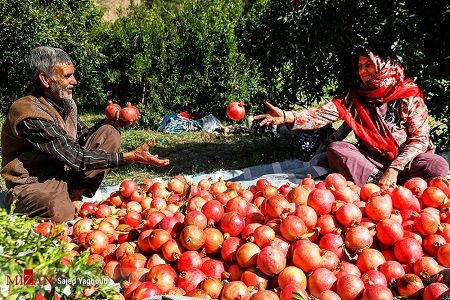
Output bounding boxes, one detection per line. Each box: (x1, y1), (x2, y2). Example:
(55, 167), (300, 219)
(226, 101), (246, 121)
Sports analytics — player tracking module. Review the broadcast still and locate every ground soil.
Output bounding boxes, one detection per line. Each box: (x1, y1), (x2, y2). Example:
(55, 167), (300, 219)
(95, 0), (142, 22)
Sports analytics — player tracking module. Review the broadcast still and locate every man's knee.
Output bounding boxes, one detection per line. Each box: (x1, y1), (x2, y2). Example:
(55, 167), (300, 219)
(48, 199), (75, 223)
(90, 124), (121, 152)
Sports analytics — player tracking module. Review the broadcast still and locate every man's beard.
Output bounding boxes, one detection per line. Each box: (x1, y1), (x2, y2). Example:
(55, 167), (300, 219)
(50, 82), (74, 106)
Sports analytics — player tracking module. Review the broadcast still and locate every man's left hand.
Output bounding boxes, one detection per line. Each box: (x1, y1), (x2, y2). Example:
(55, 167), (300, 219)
(123, 140), (170, 167)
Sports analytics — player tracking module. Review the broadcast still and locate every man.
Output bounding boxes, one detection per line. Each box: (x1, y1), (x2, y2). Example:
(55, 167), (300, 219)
(1, 46), (169, 222)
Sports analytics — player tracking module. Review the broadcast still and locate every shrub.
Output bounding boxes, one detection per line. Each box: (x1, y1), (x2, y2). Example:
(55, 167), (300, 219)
(0, 0), (105, 111)
(237, 0), (450, 150)
(97, 0), (265, 128)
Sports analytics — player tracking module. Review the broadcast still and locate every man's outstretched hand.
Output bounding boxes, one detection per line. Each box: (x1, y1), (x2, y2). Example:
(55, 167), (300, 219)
(123, 140), (170, 167)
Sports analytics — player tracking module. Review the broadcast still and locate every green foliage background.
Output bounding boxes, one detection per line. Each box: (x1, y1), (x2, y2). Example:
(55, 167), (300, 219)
(1, 0), (449, 148)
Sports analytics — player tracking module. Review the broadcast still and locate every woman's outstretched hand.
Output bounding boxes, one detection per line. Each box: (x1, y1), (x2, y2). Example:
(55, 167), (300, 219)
(253, 102), (285, 126)
(124, 140), (170, 167)
(378, 167), (399, 190)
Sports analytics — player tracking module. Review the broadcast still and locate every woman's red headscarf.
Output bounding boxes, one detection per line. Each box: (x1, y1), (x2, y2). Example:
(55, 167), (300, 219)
(332, 47), (423, 160)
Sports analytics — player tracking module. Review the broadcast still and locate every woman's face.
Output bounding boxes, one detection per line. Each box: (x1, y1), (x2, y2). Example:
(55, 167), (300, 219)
(358, 55), (377, 83)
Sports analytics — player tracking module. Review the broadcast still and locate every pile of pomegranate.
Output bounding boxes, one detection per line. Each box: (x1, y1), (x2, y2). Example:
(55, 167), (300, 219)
(34, 173), (450, 300)
(105, 100), (140, 123)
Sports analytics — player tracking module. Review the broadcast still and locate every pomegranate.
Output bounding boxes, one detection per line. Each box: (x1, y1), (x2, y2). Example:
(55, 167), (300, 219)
(34, 222), (55, 237)
(375, 218), (404, 245)
(120, 179), (139, 198)
(365, 194), (393, 221)
(226, 101), (246, 121)
(307, 188), (335, 215)
(85, 230), (109, 255)
(146, 264), (178, 293)
(393, 237), (423, 264)
(145, 253), (166, 270)
(161, 239), (183, 261)
(391, 185), (420, 211)
(316, 214), (339, 234)
(256, 246), (286, 276)
(356, 248), (386, 272)
(201, 277), (223, 299)
(104, 260), (121, 281)
(124, 211), (143, 228)
(361, 270), (388, 287)
(279, 284), (309, 300)
(132, 281), (162, 299)
(308, 268), (337, 298)
(359, 183), (381, 201)
(147, 229), (171, 252)
(436, 243), (450, 267)
(220, 211), (245, 236)
(325, 172), (348, 189)
(379, 260), (405, 284)
(423, 234), (446, 256)
(221, 236), (244, 263)
(335, 274), (365, 300)
(179, 225), (206, 251)
(335, 203), (362, 228)
(262, 195), (291, 219)
(201, 258), (227, 279)
(119, 102), (140, 123)
(128, 267), (149, 282)
(422, 186), (447, 208)
(249, 290), (279, 300)
(252, 225), (276, 248)
(236, 242), (261, 268)
(119, 253), (147, 279)
(167, 177), (186, 195)
(362, 284), (393, 300)
(428, 176), (450, 197)
(422, 282), (449, 300)
(177, 250), (203, 272)
(104, 100), (121, 120)
(201, 200), (225, 226)
(177, 269), (207, 293)
(277, 266), (307, 290)
(344, 225), (373, 252)
(292, 240), (322, 272)
(319, 233), (344, 258)
(403, 177), (428, 197)
(279, 215), (307, 241)
(184, 210), (208, 230)
(203, 227), (224, 254)
(413, 256), (440, 279)
(293, 205), (317, 229)
(413, 211), (440, 236)
(396, 273), (424, 297)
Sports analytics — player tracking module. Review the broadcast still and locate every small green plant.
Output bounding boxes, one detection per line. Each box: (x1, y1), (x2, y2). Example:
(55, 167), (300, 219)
(0, 205), (120, 299)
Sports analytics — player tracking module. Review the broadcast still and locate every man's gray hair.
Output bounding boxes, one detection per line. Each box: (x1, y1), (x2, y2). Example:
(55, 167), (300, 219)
(28, 46), (73, 86)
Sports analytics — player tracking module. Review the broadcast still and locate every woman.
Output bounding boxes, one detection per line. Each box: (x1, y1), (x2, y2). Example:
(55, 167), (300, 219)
(254, 46), (449, 187)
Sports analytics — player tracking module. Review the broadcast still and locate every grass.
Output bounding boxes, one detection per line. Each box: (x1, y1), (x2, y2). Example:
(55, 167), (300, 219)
(0, 112), (302, 189)
(107, 129), (297, 184)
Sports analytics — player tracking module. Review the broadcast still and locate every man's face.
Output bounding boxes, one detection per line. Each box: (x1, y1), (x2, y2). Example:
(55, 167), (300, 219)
(47, 63), (77, 102)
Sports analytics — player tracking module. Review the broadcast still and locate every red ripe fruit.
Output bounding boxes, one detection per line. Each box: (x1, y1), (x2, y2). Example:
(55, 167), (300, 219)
(34, 222), (54, 237)
(120, 179), (139, 198)
(104, 100), (121, 120)
(226, 101), (246, 121)
(119, 102), (140, 123)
